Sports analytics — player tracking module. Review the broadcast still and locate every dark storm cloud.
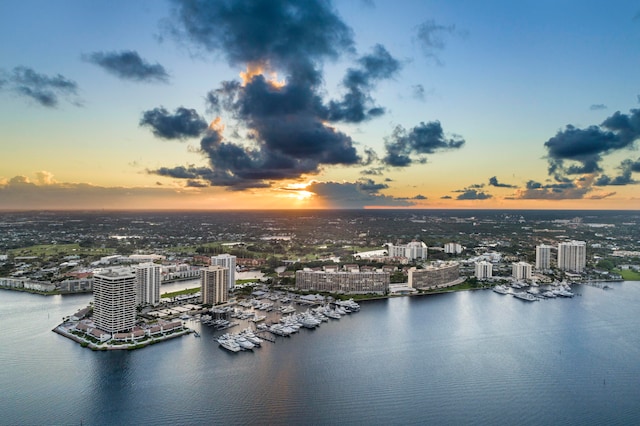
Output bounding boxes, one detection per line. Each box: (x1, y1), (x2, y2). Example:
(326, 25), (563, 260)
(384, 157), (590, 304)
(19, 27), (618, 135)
(488, 176), (517, 188)
(543, 108), (640, 179)
(157, 0), (405, 189)
(590, 104), (607, 111)
(140, 107), (208, 140)
(169, 0), (354, 85)
(1, 66), (78, 107)
(455, 189), (492, 200)
(594, 158), (640, 186)
(327, 44), (401, 123)
(84, 50), (169, 83)
(383, 121), (465, 167)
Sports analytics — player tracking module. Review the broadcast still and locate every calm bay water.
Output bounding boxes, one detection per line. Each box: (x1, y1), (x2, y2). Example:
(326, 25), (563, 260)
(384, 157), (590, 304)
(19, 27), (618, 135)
(1, 282), (639, 425)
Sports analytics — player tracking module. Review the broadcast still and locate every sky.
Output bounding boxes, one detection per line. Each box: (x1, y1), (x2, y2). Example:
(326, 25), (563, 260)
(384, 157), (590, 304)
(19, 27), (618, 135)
(1, 0), (639, 210)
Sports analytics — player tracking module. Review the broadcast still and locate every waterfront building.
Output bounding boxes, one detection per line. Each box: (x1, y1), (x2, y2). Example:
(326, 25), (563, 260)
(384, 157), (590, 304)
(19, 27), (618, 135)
(475, 261), (493, 280)
(134, 262), (161, 306)
(535, 244), (552, 271)
(386, 241), (428, 261)
(444, 243), (463, 254)
(93, 268), (136, 333)
(408, 262), (460, 290)
(512, 261), (532, 281)
(557, 241), (586, 273)
(201, 265), (229, 305)
(211, 254), (236, 289)
(295, 266), (389, 295)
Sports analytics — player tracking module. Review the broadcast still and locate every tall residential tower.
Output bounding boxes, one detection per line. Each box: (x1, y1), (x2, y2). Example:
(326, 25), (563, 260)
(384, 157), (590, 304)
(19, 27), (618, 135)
(201, 265), (229, 305)
(211, 254), (236, 290)
(134, 262), (161, 306)
(93, 268), (136, 333)
(557, 241), (586, 273)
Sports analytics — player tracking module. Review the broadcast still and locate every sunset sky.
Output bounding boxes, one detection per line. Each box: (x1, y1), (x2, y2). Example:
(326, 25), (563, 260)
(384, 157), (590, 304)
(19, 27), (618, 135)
(1, 0), (639, 210)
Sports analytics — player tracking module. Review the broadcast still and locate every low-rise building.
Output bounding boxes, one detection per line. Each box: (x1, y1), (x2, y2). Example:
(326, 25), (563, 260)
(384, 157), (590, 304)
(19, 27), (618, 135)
(295, 265), (389, 295)
(408, 262), (460, 290)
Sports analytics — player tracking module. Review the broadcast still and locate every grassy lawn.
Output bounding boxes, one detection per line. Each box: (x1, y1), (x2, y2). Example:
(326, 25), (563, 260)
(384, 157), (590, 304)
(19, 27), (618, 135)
(161, 287), (200, 298)
(614, 269), (640, 281)
(9, 243), (115, 258)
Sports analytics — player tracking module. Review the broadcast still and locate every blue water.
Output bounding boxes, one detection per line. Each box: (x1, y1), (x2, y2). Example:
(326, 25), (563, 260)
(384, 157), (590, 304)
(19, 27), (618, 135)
(1, 283), (639, 425)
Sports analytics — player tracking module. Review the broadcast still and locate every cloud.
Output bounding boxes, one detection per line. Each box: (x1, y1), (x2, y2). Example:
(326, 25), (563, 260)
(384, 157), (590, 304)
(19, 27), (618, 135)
(168, 0), (355, 85)
(360, 167), (384, 176)
(153, 1), (396, 189)
(411, 84), (425, 101)
(512, 174), (615, 200)
(1, 66), (79, 107)
(306, 181), (413, 208)
(594, 158), (640, 186)
(488, 176), (516, 188)
(140, 107), (209, 140)
(0, 175), (211, 210)
(35, 171), (56, 185)
(326, 44), (401, 123)
(356, 178), (388, 193)
(440, 195), (452, 199)
(590, 104), (607, 111)
(415, 19), (465, 64)
(383, 121), (465, 167)
(543, 108), (640, 180)
(455, 189), (492, 200)
(84, 50), (169, 83)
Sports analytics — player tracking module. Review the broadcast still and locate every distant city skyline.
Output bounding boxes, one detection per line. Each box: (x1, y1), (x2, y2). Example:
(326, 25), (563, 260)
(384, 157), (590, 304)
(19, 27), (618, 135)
(1, 0), (639, 210)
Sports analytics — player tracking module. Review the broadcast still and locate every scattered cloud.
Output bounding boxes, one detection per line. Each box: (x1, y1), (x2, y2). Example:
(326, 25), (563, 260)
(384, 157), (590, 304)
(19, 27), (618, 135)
(0, 66), (79, 107)
(543, 108), (640, 180)
(306, 181), (413, 208)
(440, 195), (452, 199)
(83, 50), (169, 83)
(455, 189), (492, 200)
(590, 103), (607, 111)
(488, 176), (516, 188)
(415, 19), (466, 64)
(512, 174), (616, 200)
(383, 121), (465, 167)
(139, 107), (209, 140)
(594, 158), (640, 186)
(327, 44), (401, 123)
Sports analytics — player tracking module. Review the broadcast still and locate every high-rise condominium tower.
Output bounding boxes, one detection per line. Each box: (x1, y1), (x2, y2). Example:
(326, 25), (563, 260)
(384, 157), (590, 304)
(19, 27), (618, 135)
(211, 254), (236, 290)
(134, 262), (161, 306)
(557, 241), (586, 273)
(93, 268), (136, 333)
(201, 265), (229, 305)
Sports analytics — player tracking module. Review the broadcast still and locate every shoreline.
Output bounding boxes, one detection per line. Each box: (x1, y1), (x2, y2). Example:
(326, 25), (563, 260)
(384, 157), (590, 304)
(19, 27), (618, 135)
(52, 322), (193, 351)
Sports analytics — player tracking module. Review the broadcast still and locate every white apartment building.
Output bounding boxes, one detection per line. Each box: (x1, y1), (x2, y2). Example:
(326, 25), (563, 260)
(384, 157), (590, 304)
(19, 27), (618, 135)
(512, 261), (532, 281)
(201, 265), (229, 305)
(93, 268), (136, 333)
(535, 244), (552, 271)
(475, 261), (493, 280)
(211, 254), (236, 290)
(386, 241), (428, 261)
(558, 241), (587, 273)
(444, 243), (463, 254)
(134, 262), (161, 306)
